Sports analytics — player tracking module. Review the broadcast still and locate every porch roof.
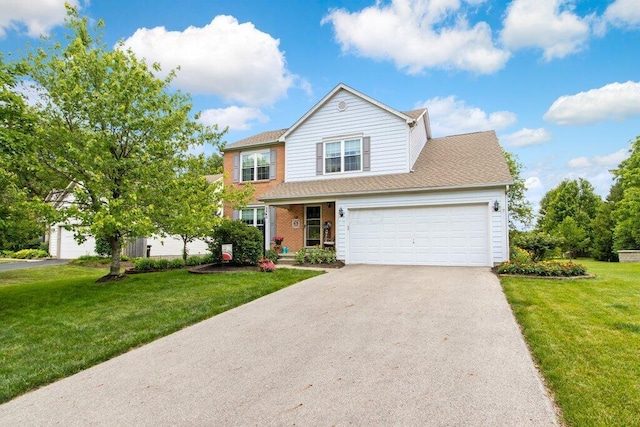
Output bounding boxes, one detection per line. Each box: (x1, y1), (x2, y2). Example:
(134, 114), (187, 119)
(259, 130), (513, 202)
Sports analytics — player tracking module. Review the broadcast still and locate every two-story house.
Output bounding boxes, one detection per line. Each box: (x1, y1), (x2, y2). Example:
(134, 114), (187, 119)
(223, 83), (513, 266)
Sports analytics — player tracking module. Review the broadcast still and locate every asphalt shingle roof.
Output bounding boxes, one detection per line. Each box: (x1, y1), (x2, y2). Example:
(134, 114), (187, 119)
(225, 129), (287, 150)
(259, 130), (512, 202)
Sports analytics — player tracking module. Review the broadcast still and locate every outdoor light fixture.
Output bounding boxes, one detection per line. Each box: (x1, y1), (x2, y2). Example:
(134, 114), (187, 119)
(327, 202), (333, 208)
(493, 200), (500, 212)
(339, 207), (344, 217)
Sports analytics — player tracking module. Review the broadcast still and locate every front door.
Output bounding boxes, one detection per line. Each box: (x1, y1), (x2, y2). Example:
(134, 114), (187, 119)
(305, 205), (321, 246)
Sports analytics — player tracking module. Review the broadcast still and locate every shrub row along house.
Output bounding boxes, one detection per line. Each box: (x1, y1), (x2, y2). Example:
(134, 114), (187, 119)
(224, 83), (512, 267)
(52, 83), (513, 266)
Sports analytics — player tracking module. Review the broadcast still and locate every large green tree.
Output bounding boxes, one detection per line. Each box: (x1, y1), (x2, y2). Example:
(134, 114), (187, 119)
(613, 136), (640, 250)
(0, 56), (56, 250)
(22, 7), (220, 278)
(503, 149), (533, 230)
(536, 178), (602, 244)
(591, 181), (623, 261)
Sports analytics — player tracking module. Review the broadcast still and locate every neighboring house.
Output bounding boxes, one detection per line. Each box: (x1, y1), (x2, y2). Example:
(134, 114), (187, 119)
(48, 174), (223, 259)
(224, 83), (513, 266)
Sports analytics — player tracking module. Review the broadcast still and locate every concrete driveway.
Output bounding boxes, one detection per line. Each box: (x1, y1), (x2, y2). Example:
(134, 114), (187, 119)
(0, 265), (558, 425)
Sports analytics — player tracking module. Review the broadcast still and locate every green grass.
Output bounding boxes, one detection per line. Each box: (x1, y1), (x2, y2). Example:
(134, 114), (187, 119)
(0, 265), (322, 403)
(500, 259), (640, 426)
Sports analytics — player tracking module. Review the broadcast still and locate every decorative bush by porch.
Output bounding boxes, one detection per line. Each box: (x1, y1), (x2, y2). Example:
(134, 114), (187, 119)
(295, 247), (337, 265)
(208, 219), (263, 265)
(497, 260), (587, 277)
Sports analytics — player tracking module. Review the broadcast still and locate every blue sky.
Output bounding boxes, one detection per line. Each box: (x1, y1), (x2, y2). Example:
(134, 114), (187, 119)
(1, 0), (639, 212)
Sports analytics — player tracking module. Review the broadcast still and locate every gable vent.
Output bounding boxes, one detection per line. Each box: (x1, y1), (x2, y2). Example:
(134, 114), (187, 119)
(337, 100), (348, 111)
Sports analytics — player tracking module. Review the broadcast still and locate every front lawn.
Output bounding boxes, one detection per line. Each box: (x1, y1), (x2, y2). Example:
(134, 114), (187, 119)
(501, 259), (640, 426)
(0, 265), (322, 403)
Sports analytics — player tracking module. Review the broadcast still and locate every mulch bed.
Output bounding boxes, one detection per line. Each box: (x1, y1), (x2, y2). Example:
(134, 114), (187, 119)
(294, 261), (345, 269)
(188, 264), (259, 274)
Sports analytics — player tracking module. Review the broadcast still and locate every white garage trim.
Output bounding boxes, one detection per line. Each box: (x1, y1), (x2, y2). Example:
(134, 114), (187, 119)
(347, 203), (491, 266)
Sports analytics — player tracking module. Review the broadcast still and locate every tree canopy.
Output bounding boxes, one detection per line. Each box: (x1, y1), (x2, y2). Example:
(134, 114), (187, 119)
(20, 6), (222, 277)
(0, 55), (56, 250)
(536, 178), (602, 240)
(503, 149), (533, 231)
(613, 136), (640, 250)
(152, 155), (252, 261)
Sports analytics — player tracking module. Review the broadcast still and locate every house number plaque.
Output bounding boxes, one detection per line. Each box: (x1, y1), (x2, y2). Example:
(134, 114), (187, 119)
(292, 218), (300, 228)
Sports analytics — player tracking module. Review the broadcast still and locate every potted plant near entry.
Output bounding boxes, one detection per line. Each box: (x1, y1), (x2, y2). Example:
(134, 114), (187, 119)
(273, 236), (284, 252)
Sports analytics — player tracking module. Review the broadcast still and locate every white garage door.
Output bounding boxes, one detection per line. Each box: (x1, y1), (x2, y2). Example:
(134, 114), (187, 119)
(348, 204), (489, 266)
(58, 226), (97, 259)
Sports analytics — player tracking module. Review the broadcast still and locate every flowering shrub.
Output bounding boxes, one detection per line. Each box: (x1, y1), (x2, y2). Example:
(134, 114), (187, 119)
(497, 260), (587, 277)
(294, 247), (336, 264)
(273, 236), (284, 245)
(258, 258), (276, 272)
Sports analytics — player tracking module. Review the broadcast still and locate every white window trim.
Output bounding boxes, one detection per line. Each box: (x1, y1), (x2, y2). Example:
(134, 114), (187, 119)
(323, 137), (363, 175)
(240, 150), (270, 183)
(240, 206), (265, 228)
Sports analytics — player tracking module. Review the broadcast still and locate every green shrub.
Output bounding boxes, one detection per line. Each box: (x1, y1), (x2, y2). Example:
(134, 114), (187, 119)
(510, 247), (532, 263)
(295, 247), (336, 264)
(497, 260), (587, 277)
(134, 258), (155, 271)
(1, 250), (15, 258)
(186, 255), (205, 266)
(513, 231), (561, 262)
(13, 249), (49, 259)
(169, 258), (185, 269)
(208, 219), (263, 266)
(153, 258), (170, 270)
(94, 236), (111, 257)
(264, 249), (279, 264)
(294, 248), (307, 265)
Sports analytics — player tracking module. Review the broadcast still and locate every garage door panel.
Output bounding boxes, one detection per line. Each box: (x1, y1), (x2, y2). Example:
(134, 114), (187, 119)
(348, 204), (489, 266)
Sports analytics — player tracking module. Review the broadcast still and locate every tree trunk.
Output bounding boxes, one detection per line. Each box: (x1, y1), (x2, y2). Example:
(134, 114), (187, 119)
(109, 236), (122, 276)
(182, 237), (188, 262)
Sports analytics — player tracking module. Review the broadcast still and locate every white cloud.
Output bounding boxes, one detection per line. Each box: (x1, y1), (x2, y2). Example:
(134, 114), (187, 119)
(322, 0), (509, 74)
(0, 0), (81, 37)
(122, 15), (296, 106)
(593, 148), (629, 166)
(501, 127), (552, 147)
(544, 81), (640, 125)
(199, 106), (268, 131)
(604, 0), (640, 28)
(567, 157), (592, 168)
(501, 0), (591, 60)
(524, 175), (545, 215)
(417, 96), (517, 136)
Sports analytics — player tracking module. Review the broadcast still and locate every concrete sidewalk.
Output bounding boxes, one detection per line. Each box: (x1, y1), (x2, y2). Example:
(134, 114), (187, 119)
(0, 265), (558, 425)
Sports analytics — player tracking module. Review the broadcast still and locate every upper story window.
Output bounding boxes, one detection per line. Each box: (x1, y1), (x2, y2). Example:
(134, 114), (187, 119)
(241, 150), (271, 182)
(324, 138), (362, 174)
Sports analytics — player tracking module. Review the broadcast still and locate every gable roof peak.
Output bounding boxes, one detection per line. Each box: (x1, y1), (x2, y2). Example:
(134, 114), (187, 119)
(279, 83), (416, 141)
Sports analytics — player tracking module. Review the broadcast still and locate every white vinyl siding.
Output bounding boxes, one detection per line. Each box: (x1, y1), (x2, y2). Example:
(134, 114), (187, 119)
(145, 236), (209, 257)
(409, 113), (428, 168)
(286, 90), (409, 182)
(335, 188), (508, 266)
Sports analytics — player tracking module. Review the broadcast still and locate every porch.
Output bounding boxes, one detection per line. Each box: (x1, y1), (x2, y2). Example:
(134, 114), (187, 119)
(268, 202), (337, 253)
